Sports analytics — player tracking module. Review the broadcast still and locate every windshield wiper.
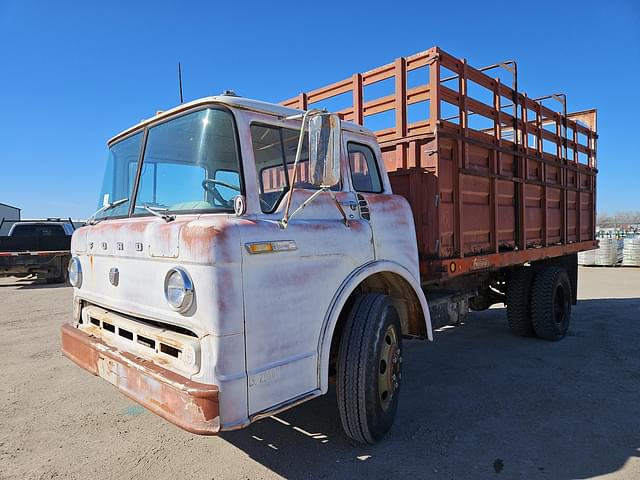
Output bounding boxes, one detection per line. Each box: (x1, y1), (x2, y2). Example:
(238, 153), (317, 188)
(135, 204), (175, 222)
(87, 197), (129, 225)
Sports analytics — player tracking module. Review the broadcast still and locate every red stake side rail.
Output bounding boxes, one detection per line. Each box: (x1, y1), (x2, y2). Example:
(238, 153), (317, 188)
(282, 47), (598, 282)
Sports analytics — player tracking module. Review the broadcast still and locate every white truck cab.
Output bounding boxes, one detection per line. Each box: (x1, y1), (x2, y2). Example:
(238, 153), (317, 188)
(62, 94), (432, 443)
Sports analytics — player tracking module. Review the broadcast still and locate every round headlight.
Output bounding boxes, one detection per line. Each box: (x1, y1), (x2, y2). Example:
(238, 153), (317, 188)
(164, 268), (194, 312)
(68, 257), (82, 288)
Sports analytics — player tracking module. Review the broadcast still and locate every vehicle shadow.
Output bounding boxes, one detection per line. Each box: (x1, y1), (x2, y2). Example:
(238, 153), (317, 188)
(0, 278), (69, 289)
(221, 297), (640, 480)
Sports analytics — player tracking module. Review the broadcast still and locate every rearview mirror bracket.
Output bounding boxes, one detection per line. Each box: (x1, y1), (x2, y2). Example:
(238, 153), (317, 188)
(279, 110), (347, 229)
(279, 186), (349, 229)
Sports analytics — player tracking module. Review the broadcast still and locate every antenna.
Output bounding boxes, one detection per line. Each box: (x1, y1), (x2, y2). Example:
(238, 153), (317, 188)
(178, 61), (184, 103)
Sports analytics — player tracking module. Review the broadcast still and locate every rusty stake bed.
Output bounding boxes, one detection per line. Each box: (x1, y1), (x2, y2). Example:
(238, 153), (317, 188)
(282, 46), (597, 283)
(62, 46), (597, 444)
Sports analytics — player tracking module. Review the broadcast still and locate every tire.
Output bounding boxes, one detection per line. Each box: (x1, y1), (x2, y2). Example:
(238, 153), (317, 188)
(46, 268), (68, 284)
(531, 266), (572, 340)
(336, 293), (403, 444)
(469, 295), (490, 311)
(506, 268), (535, 336)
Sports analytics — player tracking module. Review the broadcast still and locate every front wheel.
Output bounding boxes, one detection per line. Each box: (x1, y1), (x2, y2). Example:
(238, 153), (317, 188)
(336, 293), (403, 444)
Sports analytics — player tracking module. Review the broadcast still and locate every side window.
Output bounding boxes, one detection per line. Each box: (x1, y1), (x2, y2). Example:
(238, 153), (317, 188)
(281, 128), (313, 189)
(251, 125), (290, 213)
(251, 123), (322, 213)
(348, 143), (383, 193)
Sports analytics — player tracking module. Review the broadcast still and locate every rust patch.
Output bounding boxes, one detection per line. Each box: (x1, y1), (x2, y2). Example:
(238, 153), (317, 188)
(179, 219), (241, 265)
(60, 324), (220, 435)
(181, 224), (216, 264)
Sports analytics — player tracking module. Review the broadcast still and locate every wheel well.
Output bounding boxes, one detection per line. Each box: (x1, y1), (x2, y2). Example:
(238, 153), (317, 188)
(328, 271), (426, 376)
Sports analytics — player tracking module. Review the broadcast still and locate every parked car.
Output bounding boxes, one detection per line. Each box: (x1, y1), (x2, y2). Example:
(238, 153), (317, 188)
(0, 220), (74, 283)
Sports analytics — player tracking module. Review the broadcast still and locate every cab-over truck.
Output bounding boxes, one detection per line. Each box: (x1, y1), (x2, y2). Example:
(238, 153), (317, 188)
(61, 47), (598, 443)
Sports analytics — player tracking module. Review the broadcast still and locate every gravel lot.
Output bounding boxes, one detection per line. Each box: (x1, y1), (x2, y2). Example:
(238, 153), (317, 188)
(1, 267), (639, 480)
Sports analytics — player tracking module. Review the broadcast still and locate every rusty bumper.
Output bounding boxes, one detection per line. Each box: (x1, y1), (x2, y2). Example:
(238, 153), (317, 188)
(60, 323), (220, 435)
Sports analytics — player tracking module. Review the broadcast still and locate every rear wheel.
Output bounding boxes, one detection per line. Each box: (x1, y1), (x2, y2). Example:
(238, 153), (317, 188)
(531, 266), (571, 340)
(506, 268), (535, 336)
(336, 293), (402, 444)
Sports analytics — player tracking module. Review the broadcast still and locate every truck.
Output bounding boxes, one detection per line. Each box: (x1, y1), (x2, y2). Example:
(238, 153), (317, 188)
(0, 219), (75, 283)
(61, 46), (598, 444)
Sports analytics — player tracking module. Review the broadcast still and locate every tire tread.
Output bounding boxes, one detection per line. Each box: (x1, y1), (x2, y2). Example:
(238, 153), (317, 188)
(337, 293), (392, 444)
(506, 268), (535, 336)
(531, 266), (571, 341)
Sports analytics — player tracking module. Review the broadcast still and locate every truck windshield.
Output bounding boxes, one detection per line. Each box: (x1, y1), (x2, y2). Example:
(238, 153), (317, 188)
(133, 108), (241, 215)
(96, 107), (241, 221)
(95, 132), (143, 220)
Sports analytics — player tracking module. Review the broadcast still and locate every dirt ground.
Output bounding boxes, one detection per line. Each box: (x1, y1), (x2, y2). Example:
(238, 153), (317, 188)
(1, 267), (638, 480)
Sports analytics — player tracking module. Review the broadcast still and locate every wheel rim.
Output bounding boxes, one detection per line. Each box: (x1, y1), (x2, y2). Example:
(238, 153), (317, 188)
(553, 284), (569, 325)
(378, 324), (401, 411)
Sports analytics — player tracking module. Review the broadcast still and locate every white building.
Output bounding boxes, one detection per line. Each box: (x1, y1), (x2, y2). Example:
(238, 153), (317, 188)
(0, 203), (21, 235)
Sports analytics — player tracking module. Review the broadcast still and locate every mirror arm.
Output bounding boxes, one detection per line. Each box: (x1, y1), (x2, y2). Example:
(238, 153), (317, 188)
(280, 187), (324, 228)
(281, 109), (323, 228)
(280, 187), (350, 229)
(326, 189), (350, 227)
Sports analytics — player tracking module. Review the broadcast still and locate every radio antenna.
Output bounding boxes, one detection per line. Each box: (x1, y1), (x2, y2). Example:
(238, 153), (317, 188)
(178, 61), (184, 103)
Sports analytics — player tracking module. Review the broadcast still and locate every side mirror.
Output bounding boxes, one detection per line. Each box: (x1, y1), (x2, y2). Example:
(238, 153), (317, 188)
(280, 110), (349, 229)
(233, 194), (247, 216)
(309, 113), (341, 187)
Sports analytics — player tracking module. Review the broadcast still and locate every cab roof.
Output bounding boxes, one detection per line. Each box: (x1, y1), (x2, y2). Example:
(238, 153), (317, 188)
(108, 95), (374, 146)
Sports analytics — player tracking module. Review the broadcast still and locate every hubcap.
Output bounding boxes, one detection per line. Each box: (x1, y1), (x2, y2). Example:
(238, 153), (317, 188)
(378, 325), (401, 411)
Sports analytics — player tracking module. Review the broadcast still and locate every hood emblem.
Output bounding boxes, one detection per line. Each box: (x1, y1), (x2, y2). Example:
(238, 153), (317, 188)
(109, 267), (119, 286)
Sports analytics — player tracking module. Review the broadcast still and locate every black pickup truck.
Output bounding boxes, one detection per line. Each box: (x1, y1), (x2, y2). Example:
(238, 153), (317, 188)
(0, 221), (74, 284)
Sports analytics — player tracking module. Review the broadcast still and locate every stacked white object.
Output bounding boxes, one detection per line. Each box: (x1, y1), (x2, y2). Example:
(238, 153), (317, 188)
(578, 249), (597, 265)
(622, 237), (640, 266)
(595, 238), (623, 266)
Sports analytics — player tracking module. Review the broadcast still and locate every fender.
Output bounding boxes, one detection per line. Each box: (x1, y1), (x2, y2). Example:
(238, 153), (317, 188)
(316, 259), (433, 393)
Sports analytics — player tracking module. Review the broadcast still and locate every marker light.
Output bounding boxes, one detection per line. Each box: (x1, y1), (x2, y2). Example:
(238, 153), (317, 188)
(245, 241), (297, 254)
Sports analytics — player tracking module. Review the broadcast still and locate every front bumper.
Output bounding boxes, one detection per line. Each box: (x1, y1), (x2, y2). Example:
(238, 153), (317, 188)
(61, 323), (220, 435)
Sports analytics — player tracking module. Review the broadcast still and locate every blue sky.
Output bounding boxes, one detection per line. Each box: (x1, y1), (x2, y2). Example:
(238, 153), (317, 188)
(1, 0), (638, 219)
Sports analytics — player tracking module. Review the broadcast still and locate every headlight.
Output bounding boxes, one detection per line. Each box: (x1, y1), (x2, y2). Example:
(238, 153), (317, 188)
(68, 257), (82, 288)
(164, 268), (194, 312)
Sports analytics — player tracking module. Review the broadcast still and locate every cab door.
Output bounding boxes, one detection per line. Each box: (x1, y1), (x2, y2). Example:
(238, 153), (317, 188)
(240, 122), (374, 416)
